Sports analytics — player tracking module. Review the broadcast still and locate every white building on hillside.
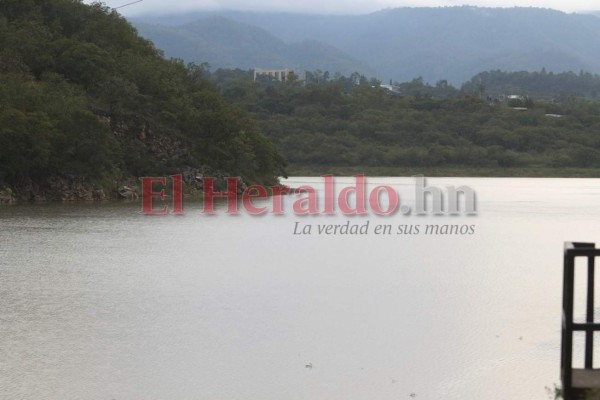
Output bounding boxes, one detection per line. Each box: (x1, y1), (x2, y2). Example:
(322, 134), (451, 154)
(254, 69), (296, 82)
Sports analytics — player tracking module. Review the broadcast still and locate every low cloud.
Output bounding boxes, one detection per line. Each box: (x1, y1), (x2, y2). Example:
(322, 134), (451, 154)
(95, 0), (598, 15)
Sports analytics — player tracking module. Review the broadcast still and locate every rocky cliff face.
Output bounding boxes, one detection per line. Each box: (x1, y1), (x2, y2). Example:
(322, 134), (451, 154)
(99, 112), (190, 164)
(0, 188), (16, 205)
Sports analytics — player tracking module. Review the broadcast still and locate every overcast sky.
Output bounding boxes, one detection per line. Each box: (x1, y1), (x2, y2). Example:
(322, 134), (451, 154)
(95, 0), (600, 15)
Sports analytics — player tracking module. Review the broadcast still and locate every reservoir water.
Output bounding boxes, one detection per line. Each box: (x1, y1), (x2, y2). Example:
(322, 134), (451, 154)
(1, 177), (599, 399)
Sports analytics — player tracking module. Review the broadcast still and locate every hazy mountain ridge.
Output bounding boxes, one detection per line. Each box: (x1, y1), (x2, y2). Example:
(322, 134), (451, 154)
(132, 7), (600, 84)
(134, 17), (373, 75)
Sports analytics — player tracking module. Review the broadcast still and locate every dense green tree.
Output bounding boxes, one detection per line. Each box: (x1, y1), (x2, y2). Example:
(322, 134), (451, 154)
(0, 0), (286, 192)
(205, 68), (600, 173)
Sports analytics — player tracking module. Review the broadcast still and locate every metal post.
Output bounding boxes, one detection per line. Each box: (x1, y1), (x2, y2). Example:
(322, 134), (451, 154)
(586, 255), (595, 368)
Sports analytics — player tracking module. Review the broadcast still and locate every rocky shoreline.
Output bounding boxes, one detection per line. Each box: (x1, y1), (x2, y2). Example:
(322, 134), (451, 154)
(0, 167), (252, 205)
(0, 177), (110, 204)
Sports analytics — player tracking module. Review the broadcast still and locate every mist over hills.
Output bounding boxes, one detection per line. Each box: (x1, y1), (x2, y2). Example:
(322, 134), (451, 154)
(131, 7), (600, 84)
(134, 17), (374, 76)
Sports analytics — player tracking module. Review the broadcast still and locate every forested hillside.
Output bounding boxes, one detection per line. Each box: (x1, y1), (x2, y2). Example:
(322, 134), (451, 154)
(210, 69), (600, 175)
(462, 70), (600, 99)
(0, 0), (285, 201)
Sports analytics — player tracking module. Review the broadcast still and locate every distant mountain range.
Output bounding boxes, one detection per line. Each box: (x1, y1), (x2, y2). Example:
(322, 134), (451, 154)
(133, 17), (374, 76)
(131, 7), (600, 84)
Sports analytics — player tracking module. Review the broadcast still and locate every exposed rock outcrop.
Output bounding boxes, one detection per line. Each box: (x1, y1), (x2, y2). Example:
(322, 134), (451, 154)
(0, 188), (16, 205)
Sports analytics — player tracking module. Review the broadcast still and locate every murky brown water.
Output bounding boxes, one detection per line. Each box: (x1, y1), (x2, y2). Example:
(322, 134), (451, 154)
(1, 177), (599, 399)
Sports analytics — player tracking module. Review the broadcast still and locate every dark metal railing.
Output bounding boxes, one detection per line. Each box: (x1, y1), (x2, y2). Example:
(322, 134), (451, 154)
(561, 242), (600, 399)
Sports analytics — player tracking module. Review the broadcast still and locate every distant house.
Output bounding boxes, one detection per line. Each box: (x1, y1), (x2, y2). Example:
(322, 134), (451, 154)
(379, 84), (401, 95)
(253, 69), (295, 82)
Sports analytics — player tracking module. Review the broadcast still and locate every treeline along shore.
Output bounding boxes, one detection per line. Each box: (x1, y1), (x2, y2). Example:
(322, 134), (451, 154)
(208, 68), (600, 177)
